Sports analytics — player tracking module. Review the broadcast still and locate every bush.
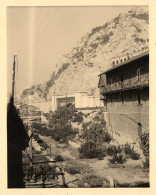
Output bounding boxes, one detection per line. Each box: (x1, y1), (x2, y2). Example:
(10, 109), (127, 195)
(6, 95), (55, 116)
(78, 174), (104, 187)
(79, 142), (105, 159)
(65, 166), (81, 175)
(124, 143), (134, 156)
(79, 142), (97, 159)
(81, 120), (112, 147)
(72, 112), (83, 123)
(106, 145), (122, 156)
(54, 155), (64, 162)
(140, 132), (149, 158)
(51, 124), (78, 143)
(109, 153), (126, 164)
(49, 106), (77, 127)
(131, 152), (140, 160)
(32, 122), (52, 136)
(33, 133), (49, 150)
(106, 144), (140, 161)
(143, 157), (149, 168)
(47, 106), (79, 143)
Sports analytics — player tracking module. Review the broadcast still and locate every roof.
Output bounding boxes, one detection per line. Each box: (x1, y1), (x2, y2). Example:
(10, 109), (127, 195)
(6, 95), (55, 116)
(98, 50), (149, 76)
(20, 104), (38, 109)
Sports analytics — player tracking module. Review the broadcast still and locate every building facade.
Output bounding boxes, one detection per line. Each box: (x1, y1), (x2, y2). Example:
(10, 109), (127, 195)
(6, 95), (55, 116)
(98, 51), (149, 139)
(19, 104), (40, 116)
(51, 92), (102, 111)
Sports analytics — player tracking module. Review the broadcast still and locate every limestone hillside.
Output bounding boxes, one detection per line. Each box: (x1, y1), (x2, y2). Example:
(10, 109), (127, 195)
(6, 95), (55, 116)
(18, 8), (149, 104)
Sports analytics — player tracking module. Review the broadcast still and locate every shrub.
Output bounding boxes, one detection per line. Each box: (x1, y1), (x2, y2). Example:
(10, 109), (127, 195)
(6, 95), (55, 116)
(81, 120), (112, 146)
(79, 142), (105, 159)
(33, 133), (49, 150)
(106, 145), (122, 156)
(78, 174), (104, 187)
(140, 132), (149, 158)
(65, 166), (81, 175)
(51, 124), (78, 143)
(79, 142), (97, 159)
(97, 153), (104, 160)
(109, 153), (126, 164)
(32, 122), (52, 136)
(72, 112), (83, 123)
(131, 152), (140, 160)
(124, 143), (134, 155)
(54, 155), (64, 162)
(143, 157), (149, 168)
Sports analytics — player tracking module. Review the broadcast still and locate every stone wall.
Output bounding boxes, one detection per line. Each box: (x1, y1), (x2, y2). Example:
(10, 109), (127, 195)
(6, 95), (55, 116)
(104, 87), (149, 140)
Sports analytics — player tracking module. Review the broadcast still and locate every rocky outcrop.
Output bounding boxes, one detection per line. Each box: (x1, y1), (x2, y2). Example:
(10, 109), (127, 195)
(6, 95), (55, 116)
(17, 8), (149, 105)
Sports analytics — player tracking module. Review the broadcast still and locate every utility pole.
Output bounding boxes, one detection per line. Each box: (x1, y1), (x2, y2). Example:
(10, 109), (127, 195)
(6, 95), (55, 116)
(12, 55), (16, 105)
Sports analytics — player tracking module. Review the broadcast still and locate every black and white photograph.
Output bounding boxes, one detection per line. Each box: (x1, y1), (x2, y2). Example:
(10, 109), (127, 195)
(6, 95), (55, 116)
(6, 4), (151, 189)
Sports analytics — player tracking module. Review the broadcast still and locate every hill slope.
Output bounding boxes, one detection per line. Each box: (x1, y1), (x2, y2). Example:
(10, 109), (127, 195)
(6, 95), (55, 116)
(18, 8), (149, 104)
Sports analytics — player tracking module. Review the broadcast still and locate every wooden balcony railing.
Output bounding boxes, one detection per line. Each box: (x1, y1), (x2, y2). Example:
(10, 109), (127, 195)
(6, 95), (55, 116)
(100, 74), (149, 94)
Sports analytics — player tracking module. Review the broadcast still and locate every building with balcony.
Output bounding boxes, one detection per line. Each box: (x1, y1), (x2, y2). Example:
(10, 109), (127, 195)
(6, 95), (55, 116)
(98, 50), (149, 139)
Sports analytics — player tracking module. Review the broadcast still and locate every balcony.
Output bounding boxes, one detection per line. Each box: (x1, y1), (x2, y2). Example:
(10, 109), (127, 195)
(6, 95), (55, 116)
(100, 74), (149, 95)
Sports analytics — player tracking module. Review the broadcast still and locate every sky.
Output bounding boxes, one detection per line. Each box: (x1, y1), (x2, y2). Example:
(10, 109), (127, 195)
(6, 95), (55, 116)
(7, 6), (147, 96)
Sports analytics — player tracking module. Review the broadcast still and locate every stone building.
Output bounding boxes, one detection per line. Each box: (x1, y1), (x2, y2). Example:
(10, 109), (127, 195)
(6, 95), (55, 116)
(19, 104), (40, 116)
(98, 50), (149, 139)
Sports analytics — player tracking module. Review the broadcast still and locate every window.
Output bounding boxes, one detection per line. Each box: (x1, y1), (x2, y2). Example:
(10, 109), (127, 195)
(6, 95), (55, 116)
(110, 77), (112, 85)
(121, 92), (124, 105)
(137, 67), (143, 82)
(137, 90), (142, 105)
(110, 95), (113, 106)
(137, 68), (140, 80)
(121, 74), (124, 82)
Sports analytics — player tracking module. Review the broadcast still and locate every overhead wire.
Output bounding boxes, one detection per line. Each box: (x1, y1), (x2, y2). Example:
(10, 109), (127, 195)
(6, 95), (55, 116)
(17, 7), (57, 74)
(17, 8), (57, 74)
(16, 7), (44, 57)
(8, 7), (44, 85)
(17, 7), (53, 73)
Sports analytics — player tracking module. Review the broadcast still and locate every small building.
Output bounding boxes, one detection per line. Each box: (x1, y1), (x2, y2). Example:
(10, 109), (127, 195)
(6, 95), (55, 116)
(98, 50), (149, 139)
(51, 92), (102, 111)
(19, 104), (40, 116)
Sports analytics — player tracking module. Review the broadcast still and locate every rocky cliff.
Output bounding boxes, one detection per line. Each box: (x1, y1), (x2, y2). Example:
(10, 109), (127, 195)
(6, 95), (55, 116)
(18, 8), (149, 104)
